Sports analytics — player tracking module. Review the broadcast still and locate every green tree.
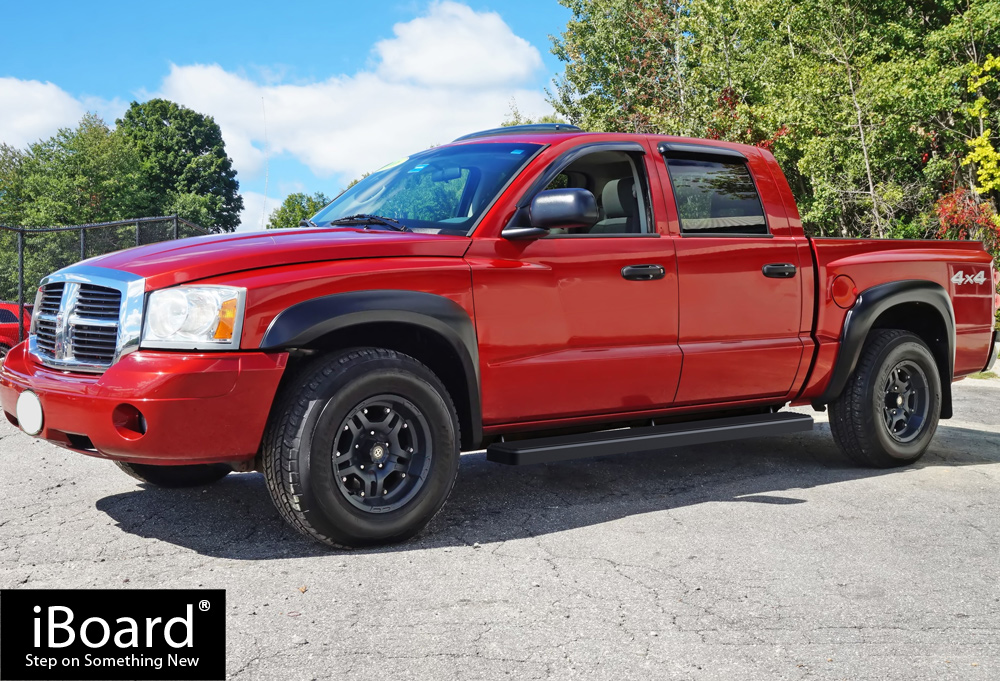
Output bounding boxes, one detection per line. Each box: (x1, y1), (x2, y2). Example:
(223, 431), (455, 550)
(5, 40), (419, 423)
(501, 99), (567, 127)
(16, 113), (150, 227)
(0, 113), (155, 300)
(0, 143), (27, 227)
(266, 191), (331, 230)
(117, 99), (243, 232)
(549, 0), (1000, 239)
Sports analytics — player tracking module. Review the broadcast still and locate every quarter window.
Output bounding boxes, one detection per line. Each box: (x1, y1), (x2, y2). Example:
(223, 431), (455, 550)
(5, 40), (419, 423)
(0, 310), (17, 324)
(665, 158), (768, 236)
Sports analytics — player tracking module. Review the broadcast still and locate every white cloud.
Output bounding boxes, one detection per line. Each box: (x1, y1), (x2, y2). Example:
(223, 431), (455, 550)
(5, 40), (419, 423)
(0, 78), (127, 149)
(240, 191), (283, 232)
(375, 1), (542, 87)
(0, 78), (85, 148)
(157, 63), (550, 183)
(154, 1), (552, 186)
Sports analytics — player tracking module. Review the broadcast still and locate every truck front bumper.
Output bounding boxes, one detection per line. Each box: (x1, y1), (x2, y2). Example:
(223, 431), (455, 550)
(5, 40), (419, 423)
(0, 343), (287, 465)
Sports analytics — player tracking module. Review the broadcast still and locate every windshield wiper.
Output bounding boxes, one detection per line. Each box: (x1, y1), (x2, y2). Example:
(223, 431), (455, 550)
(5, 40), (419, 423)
(328, 214), (409, 232)
(298, 218), (318, 228)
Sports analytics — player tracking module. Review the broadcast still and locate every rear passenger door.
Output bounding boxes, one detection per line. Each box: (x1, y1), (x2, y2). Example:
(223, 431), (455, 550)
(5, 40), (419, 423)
(656, 142), (806, 404)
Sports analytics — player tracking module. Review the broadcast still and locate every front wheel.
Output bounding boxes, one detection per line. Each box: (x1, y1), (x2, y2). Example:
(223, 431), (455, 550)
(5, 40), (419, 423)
(262, 348), (460, 549)
(829, 329), (941, 468)
(0, 344), (10, 366)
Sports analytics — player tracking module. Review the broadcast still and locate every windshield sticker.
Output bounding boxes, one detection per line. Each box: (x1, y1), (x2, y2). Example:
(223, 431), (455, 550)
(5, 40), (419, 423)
(376, 156), (409, 171)
(408, 164), (429, 173)
(511, 149), (525, 155)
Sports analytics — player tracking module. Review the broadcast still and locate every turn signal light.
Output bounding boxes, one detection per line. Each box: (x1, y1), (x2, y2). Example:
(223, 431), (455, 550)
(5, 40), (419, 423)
(832, 275), (858, 309)
(214, 299), (238, 340)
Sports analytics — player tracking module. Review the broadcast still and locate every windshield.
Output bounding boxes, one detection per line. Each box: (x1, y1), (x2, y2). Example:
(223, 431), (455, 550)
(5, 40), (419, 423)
(311, 142), (543, 234)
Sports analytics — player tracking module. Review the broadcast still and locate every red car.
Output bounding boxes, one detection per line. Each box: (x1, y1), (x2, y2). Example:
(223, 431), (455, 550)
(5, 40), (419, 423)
(0, 302), (30, 364)
(2, 125), (998, 548)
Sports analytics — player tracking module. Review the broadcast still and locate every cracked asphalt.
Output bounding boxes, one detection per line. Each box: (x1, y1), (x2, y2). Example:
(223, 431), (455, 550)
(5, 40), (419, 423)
(3, 377), (1000, 680)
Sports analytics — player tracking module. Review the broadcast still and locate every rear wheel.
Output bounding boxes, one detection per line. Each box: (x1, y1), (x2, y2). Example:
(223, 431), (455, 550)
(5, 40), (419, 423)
(262, 347), (460, 549)
(115, 461), (231, 488)
(829, 329), (941, 468)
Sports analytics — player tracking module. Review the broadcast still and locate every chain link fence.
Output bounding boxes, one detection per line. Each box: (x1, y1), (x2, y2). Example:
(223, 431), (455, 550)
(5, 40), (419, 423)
(0, 216), (209, 342)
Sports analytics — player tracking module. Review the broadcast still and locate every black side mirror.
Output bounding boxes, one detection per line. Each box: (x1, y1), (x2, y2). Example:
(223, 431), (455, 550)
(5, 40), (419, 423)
(502, 188), (600, 240)
(530, 188), (599, 230)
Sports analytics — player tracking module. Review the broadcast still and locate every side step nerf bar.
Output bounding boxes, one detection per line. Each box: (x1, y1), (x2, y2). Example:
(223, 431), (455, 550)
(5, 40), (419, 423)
(486, 412), (814, 466)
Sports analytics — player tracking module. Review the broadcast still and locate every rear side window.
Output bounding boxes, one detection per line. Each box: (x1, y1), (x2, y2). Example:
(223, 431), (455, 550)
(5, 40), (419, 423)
(0, 309), (17, 323)
(665, 158), (768, 236)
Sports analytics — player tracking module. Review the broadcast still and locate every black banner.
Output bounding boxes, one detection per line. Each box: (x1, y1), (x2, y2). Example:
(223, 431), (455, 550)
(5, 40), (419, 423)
(0, 589), (225, 681)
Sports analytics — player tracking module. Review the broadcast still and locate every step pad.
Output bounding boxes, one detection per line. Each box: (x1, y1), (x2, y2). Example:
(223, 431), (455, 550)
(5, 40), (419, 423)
(486, 412), (814, 466)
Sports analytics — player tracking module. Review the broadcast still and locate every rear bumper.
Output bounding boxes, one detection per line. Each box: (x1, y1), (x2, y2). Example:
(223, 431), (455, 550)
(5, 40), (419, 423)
(0, 342), (288, 465)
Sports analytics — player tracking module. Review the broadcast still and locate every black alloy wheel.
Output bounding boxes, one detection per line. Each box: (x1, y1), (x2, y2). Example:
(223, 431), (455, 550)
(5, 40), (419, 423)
(881, 360), (930, 444)
(332, 396), (432, 512)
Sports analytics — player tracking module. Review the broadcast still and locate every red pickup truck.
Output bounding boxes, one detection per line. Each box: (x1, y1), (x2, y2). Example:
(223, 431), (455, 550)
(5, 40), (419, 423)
(0, 302), (31, 364)
(2, 125), (998, 548)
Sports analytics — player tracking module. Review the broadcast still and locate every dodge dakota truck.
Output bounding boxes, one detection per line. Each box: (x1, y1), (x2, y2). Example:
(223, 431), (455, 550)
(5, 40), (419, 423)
(2, 124), (998, 548)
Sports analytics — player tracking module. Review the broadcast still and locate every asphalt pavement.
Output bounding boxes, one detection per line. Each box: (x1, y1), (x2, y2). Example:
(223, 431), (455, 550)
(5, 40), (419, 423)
(2, 377), (1000, 680)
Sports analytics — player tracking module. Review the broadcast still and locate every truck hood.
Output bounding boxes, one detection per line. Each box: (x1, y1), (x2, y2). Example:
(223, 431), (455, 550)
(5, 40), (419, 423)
(86, 227), (473, 290)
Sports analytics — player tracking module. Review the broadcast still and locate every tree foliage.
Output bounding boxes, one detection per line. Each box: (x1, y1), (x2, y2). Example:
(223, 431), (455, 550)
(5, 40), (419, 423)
(0, 103), (242, 301)
(550, 0), (1000, 239)
(267, 192), (332, 230)
(501, 99), (568, 127)
(117, 99), (243, 232)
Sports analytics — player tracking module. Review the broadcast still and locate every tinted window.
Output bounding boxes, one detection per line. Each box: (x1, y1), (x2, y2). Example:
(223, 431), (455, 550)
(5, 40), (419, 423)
(665, 158), (767, 236)
(311, 143), (542, 234)
(0, 310), (17, 324)
(541, 150), (650, 235)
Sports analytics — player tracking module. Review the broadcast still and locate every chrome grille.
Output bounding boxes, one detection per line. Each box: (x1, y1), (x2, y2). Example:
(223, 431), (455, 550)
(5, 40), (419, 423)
(70, 323), (119, 363)
(76, 285), (122, 320)
(38, 283), (64, 315)
(29, 267), (145, 374)
(33, 283), (64, 355)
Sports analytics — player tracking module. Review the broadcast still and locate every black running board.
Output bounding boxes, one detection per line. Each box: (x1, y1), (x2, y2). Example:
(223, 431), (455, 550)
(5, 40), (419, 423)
(486, 412), (814, 466)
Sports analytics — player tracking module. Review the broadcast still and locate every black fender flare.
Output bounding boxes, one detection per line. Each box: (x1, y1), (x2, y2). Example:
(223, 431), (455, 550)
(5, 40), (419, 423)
(261, 290), (482, 447)
(815, 280), (955, 417)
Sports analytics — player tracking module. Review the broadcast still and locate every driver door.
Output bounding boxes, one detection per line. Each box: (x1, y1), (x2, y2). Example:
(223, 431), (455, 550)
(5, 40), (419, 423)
(466, 143), (681, 426)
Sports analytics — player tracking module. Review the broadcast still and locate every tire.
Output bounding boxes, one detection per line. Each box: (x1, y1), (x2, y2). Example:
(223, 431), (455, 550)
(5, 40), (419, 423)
(829, 329), (941, 468)
(0, 344), (10, 365)
(115, 461), (231, 488)
(262, 347), (460, 549)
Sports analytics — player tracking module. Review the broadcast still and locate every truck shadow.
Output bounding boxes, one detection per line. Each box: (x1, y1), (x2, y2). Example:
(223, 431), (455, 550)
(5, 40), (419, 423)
(94, 422), (1000, 559)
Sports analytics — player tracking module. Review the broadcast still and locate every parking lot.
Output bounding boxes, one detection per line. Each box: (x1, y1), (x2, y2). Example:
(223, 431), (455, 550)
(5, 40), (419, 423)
(2, 377), (1000, 680)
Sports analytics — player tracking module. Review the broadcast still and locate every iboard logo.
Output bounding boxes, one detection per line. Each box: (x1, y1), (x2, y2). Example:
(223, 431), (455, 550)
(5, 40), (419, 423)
(1, 589), (225, 681)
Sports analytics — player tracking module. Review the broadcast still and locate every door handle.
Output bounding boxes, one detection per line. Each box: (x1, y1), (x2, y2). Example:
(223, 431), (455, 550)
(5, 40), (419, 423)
(762, 263), (797, 278)
(621, 264), (666, 281)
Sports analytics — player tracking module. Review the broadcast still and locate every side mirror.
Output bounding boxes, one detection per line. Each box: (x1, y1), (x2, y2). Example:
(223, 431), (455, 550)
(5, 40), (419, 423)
(501, 188), (600, 240)
(529, 188), (599, 230)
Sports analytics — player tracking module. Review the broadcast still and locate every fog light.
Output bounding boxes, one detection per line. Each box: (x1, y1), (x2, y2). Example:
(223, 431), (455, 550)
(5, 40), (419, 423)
(16, 390), (43, 436)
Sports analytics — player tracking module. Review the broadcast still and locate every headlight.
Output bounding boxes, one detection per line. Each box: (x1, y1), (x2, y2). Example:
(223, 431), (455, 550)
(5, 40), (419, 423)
(141, 286), (246, 350)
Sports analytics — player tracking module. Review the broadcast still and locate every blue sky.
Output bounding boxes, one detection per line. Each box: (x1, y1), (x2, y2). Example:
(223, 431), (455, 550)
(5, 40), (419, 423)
(1, 1), (572, 229)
